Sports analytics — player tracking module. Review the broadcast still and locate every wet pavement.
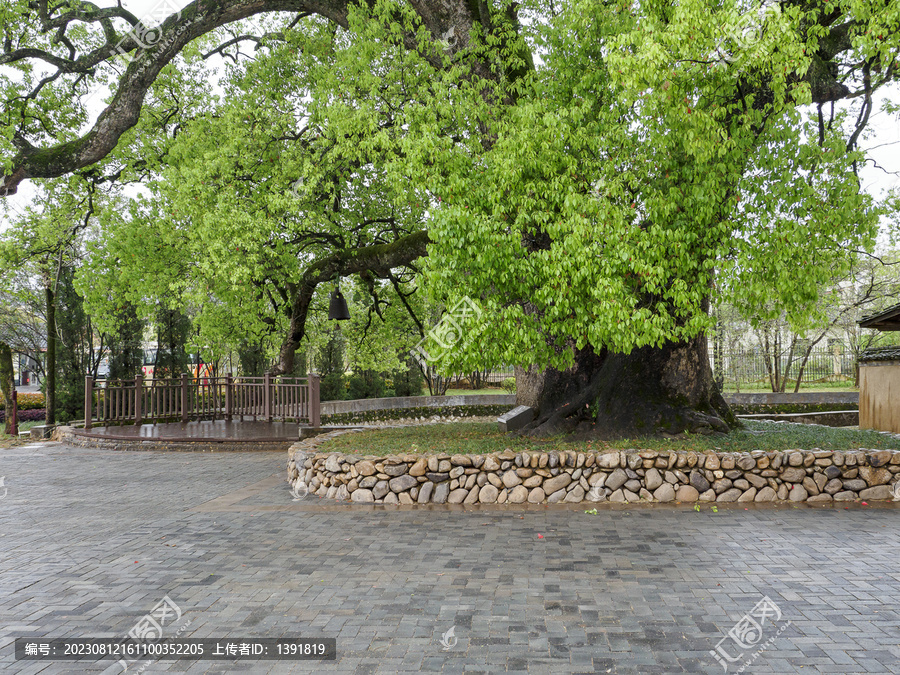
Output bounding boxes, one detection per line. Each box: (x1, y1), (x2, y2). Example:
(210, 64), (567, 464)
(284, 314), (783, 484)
(74, 420), (303, 442)
(1, 440), (898, 674)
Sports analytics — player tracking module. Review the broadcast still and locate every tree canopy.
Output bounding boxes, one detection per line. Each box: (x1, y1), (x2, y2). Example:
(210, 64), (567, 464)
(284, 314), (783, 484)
(1, 0), (898, 433)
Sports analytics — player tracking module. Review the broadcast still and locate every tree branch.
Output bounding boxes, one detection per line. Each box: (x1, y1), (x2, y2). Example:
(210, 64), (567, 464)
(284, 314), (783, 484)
(1, 0), (353, 195)
(273, 229), (429, 374)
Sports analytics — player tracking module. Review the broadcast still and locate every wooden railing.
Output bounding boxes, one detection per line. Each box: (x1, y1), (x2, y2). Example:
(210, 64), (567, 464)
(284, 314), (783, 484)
(84, 374), (321, 429)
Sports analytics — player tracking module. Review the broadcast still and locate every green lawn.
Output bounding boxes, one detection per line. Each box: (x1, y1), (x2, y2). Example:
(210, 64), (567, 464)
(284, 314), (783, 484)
(0, 421), (41, 447)
(443, 388), (510, 396)
(321, 420), (898, 457)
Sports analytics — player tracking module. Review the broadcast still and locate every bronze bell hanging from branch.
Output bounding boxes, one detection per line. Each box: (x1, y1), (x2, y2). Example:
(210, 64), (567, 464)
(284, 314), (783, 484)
(328, 283), (351, 321)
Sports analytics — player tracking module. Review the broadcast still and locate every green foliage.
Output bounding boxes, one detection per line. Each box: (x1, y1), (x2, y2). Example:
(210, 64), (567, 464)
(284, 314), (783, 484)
(346, 370), (387, 400)
(54, 267), (100, 422)
(288, 351), (308, 378)
(317, 328), (346, 401)
(0, 392), (44, 410)
(420, 1), (894, 374)
(153, 307), (191, 380)
(330, 363), (421, 401)
(320, 373), (346, 402)
(317, 328), (345, 375)
(392, 358), (424, 397)
(107, 302), (144, 381)
(3, 0), (898, 396)
(69, 16), (433, 374)
(238, 342), (270, 377)
(501, 377), (516, 394)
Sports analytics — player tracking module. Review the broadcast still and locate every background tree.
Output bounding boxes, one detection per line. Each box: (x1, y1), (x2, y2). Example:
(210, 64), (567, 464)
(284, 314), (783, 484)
(153, 306), (192, 380)
(238, 341), (270, 378)
(54, 266), (104, 422)
(834, 251), (900, 385)
(316, 327), (346, 402)
(0, 273), (48, 384)
(0, 340), (14, 434)
(392, 357), (424, 398)
(0, 177), (102, 425)
(106, 302), (145, 381)
(712, 250), (900, 391)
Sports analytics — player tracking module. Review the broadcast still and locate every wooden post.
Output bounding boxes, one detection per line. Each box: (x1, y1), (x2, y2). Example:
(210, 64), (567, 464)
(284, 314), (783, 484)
(84, 376), (93, 430)
(264, 372), (273, 422)
(309, 374), (321, 429)
(10, 389), (18, 436)
(225, 373), (233, 422)
(134, 374), (143, 425)
(181, 373), (189, 422)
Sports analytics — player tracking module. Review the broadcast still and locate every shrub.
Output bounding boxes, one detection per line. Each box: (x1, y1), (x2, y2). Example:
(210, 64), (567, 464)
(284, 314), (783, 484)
(392, 359), (424, 397)
(0, 392), (45, 410)
(320, 373), (346, 402)
(347, 370), (387, 400)
(501, 377), (516, 394)
(0, 408), (46, 422)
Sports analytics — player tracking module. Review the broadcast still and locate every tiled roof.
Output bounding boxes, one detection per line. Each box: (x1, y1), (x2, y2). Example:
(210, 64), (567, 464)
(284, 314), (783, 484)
(859, 302), (900, 331)
(859, 346), (900, 362)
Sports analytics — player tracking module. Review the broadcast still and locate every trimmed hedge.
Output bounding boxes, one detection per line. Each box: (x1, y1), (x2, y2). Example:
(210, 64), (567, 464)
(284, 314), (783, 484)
(0, 408), (45, 422)
(0, 392), (45, 411)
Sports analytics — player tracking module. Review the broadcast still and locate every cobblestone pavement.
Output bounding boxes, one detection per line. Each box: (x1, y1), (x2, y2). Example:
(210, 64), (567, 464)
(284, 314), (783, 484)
(1, 441), (899, 675)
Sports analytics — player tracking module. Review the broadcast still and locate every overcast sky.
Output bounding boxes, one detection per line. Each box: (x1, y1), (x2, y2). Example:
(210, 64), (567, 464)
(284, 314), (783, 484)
(2, 0), (898, 243)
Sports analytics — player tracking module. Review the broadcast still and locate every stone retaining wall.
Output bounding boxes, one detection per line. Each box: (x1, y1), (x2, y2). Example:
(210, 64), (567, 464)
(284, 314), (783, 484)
(287, 443), (900, 505)
(725, 392), (859, 405)
(324, 404), (512, 425)
(737, 411), (859, 427)
(322, 394), (516, 415)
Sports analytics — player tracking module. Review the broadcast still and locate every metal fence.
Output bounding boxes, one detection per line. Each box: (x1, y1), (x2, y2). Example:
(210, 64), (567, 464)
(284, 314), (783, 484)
(447, 368), (515, 388)
(481, 368), (515, 384)
(709, 346), (855, 387)
(85, 373), (321, 428)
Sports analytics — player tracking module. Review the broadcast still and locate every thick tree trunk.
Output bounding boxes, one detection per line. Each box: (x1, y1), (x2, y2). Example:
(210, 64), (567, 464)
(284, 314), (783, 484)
(1, 341), (15, 435)
(515, 345), (605, 436)
(590, 334), (736, 438)
(517, 334), (736, 440)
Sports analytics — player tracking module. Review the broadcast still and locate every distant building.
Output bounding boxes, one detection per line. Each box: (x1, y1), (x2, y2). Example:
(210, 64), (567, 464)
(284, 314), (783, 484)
(858, 303), (900, 433)
(16, 353), (42, 387)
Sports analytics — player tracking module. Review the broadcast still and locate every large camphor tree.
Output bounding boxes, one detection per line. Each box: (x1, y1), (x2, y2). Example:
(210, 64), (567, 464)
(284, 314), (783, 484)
(1, 0), (897, 437)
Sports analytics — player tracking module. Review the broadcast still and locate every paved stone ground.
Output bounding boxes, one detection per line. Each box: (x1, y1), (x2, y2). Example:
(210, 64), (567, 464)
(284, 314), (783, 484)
(1, 441), (899, 675)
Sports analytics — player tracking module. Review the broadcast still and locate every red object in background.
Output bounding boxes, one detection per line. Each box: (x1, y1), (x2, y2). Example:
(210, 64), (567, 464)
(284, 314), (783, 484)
(10, 390), (18, 435)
